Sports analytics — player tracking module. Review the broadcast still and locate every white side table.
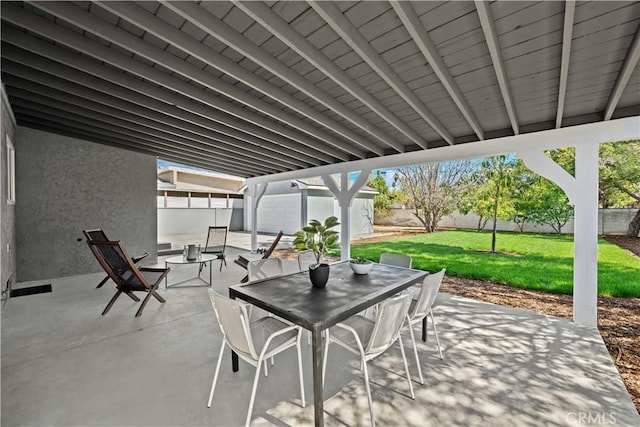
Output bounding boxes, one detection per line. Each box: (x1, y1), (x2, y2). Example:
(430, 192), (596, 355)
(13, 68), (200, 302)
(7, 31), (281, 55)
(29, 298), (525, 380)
(164, 254), (217, 288)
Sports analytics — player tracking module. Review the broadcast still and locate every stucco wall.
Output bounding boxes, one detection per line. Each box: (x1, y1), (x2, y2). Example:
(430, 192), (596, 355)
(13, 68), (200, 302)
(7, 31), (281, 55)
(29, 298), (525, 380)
(1, 87), (17, 292)
(158, 208), (232, 235)
(15, 127), (157, 282)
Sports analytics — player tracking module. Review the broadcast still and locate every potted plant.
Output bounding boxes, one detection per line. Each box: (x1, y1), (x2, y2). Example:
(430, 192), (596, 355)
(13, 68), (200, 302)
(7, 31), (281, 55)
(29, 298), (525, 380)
(293, 216), (340, 288)
(349, 257), (373, 275)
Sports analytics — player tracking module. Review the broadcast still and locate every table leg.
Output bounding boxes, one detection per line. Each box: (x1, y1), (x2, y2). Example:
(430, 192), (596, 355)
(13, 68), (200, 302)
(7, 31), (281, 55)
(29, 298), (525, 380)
(312, 326), (324, 427)
(209, 260), (212, 286)
(422, 317), (427, 342)
(165, 261), (168, 289)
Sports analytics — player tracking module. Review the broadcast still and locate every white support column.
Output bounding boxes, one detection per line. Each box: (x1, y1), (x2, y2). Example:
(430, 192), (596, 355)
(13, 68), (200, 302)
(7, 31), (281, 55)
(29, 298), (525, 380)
(249, 183), (269, 254)
(322, 170), (371, 260)
(573, 143), (599, 326)
(519, 146), (599, 326)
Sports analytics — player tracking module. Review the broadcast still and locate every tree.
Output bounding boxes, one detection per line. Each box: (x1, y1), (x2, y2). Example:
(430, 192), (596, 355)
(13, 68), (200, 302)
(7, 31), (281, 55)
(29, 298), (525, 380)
(481, 156), (516, 252)
(528, 179), (574, 233)
(599, 140), (640, 236)
(547, 141), (640, 237)
(396, 161), (473, 232)
(367, 172), (393, 215)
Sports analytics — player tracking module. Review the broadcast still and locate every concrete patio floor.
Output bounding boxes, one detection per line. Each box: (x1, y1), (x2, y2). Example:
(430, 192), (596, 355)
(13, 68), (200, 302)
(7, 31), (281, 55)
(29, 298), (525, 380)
(2, 246), (638, 426)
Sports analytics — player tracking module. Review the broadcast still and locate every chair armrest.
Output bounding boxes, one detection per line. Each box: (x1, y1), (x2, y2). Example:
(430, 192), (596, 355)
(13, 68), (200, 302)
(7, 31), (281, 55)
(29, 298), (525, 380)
(234, 256), (249, 269)
(131, 253), (149, 264)
(139, 267), (170, 273)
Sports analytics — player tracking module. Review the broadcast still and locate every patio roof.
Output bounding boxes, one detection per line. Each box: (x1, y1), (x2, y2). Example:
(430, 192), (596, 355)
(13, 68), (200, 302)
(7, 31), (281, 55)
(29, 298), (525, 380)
(1, 1), (639, 179)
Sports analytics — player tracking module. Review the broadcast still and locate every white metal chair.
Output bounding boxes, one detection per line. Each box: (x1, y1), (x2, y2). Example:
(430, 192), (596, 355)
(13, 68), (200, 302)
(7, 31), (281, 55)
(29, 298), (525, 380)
(322, 291), (414, 427)
(379, 252), (412, 269)
(406, 268), (446, 384)
(207, 289), (305, 427)
(247, 258), (283, 281)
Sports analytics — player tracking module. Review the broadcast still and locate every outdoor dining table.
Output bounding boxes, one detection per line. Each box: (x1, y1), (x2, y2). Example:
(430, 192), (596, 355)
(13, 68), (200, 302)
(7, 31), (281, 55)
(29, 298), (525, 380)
(228, 260), (428, 427)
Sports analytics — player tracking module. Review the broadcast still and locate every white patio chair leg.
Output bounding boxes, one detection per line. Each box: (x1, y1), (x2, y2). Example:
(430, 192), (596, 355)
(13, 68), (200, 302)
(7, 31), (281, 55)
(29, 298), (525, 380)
(429, 311), (443, 359)
(207, 340), (226, 408)
(361, 356), (375, 427)
(322, 330), (330, 386)
(246, 357), (264, 427)
(398, 333), (415, 399)
(407, 319), (424, 384)
(263, 360), (268, 377)
(296, 331), (306, 407)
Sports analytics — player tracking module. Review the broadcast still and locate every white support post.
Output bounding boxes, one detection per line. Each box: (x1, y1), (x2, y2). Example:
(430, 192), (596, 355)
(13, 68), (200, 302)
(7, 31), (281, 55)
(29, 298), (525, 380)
(519, 146), (599, 327)
(249, 183), (269, 253)
(573, 143), (599, 326)
(322, 170), (371, 260)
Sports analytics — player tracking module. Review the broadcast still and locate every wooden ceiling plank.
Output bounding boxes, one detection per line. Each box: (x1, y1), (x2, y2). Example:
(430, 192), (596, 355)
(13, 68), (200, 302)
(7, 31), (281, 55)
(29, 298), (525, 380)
(20, 1), (353, 161)
(163, 0), (402, 154)
(474, 0), (520, 135)
(233, 0), (429, 149)
(309, 0), (454, 145)
(604, 24), (640, 121)
(96, 1), (377, 156)
(392, 1), (484, 140)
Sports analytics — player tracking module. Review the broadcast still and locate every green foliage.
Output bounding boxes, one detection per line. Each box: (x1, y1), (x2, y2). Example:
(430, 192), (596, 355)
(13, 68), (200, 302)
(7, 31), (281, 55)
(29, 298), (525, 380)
(293, 216), (340, 265)
(367, 173), (394, 215)
(348, 230), (640, 297)
(599, 140), (640, 208)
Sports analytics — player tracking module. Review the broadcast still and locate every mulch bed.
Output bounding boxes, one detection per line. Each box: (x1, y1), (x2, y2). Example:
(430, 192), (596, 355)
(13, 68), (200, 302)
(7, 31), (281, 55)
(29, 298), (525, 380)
(275, 230), (640, 413)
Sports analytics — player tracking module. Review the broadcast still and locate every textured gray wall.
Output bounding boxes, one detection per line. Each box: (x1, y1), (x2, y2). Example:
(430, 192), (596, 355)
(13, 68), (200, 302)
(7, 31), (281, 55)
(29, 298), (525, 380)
(1, 88), (17, 291)
(15, 127), (157, 282)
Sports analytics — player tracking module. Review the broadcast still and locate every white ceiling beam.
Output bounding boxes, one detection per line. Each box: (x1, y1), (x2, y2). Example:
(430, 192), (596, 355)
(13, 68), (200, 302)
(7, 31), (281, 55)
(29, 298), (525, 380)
(604, 24), (640, 121)
(29, 1), (362, 160)
(8, 91), (280, 174)
(247, 117), (640, 185)
(96, 1), (378, 156)
(556, 0), (575, 129)
(232, 1), (430, 151)
(3, 76), (294, 171)
(392, 1), (484, 141)
(475, 0), (520, 135)
(309, 0), (453, 146)
(162, 0), (403, 154)
(10, 3), (348, 163)
(1, 55), (309, 170)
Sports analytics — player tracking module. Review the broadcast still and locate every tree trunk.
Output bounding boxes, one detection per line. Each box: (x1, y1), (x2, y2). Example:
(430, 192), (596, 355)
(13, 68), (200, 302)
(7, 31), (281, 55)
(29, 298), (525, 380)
(491, 181), (501, 253)
(628, 209), (640, 237)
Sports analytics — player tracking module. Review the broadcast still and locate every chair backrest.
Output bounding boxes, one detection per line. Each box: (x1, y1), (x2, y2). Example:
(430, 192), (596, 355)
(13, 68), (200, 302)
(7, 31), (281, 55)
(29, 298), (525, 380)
(83, 228), (109, 243)
(366, 291), (412, 355)
(203, 226), (227, 254)
(248, 258), (283, 281)
(297, 250), (318, 270)
(379, 252), (412, 269)
(261, 230), (284, 260)
(410, 268), (446, 320)
(208, 289), (257, 360)
(88, 240), (143, 287)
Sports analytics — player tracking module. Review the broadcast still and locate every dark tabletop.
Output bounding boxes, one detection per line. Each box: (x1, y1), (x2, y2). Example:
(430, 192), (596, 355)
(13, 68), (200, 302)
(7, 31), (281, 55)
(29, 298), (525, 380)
(229, 261), (427, 331)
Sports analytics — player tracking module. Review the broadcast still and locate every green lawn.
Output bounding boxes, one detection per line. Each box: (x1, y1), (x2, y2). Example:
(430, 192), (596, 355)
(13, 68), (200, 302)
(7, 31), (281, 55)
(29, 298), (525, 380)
(348, 230), (640, 298)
